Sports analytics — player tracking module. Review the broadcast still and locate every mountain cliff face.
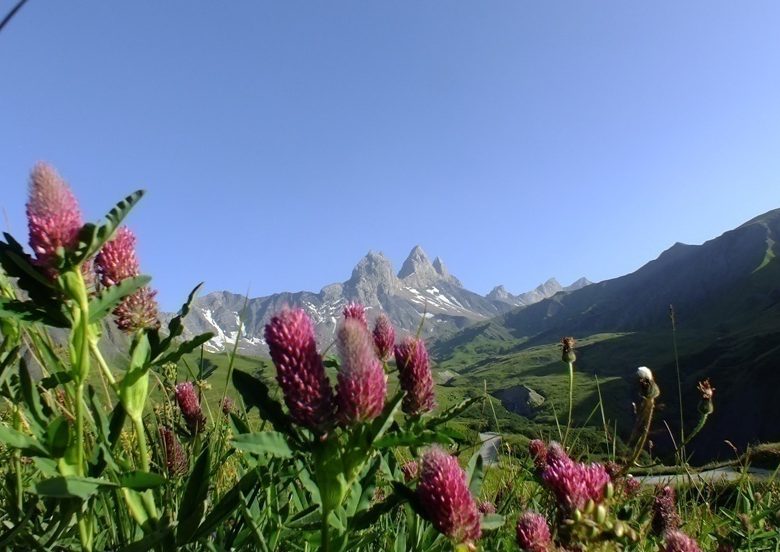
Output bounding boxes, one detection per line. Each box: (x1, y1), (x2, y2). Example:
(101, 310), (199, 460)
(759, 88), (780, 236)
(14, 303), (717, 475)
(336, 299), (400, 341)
(174, 246), (590, 354)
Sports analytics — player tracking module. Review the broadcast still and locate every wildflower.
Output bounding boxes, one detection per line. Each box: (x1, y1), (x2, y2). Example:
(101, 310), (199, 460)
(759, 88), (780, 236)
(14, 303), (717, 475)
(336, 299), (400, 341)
(637, 366), (660, 399)
(26, 162), (83, 272)
(158, 427), (187, 476)
(516, 511), (552, 552)
(343, 302), (368, 328)
(336, 317), (387, 424)
(394, 337), (436, 416)
(622, 476), (641, 497)
(561, 336), (576, 363)
(637, 366), (654, 382)
(478, 500), (496, 515)
(662, 530), (702, 552)
(372, 313), (395, 361)
(113, 287), (161, 332)
(528, 439), (548, 471)
(95, 227), (139, 287)
(221, 396), (235, 415)
(95, 226), (160, 332)
(697, 379), (714, 401)
(651, 486), (680, 535)
(541, 442), (610, 512)
(175, 382), (206, 434)
(417, 447), (481, 546)
(401, 460), (420, 482)
(264, 308), (335, 431)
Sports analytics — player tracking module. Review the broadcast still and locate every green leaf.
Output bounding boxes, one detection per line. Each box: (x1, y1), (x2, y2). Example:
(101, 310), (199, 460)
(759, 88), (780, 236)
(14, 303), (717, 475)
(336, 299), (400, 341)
(33, 476), (117, 499)
(166, 282), (202, 340)
(229, 411), (251, 435)
(152, 332), (213, 367)
(480, 513), (505, 531)
(70, 190), (145, 264)
(117, 524), (174, 552)
(177, 444), (211, 545)
(373, 429), (454, 449)
(232, 431), (293, 458)
(285, 504), (321, 529)
(0, 234), (56, 305)
(232, 369), (294, 437)
(0, 426), (48, 456)
(351, 494), (403, 531)
(466, 450), (484, 497)
(39, 371), (73, 389)
(87, 275), (151, 324)
(191, 469), (260, 541)
(118, 471), (167, 490)
(391, 481), (426, 519)
(19, 360), (47, 428)
(368, 391), (404, 446)
(0, 298), (67, 326)
(426, 395), (482, 428)
(46, 416), (71, 458)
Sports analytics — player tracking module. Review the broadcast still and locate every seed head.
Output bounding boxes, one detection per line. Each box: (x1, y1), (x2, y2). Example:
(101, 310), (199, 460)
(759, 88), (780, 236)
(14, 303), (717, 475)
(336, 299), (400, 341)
(26, 163), (84, 273)
(394, 337), (436, 416)
(264, 308), (335, 431)
(478, 500), (496, 515)
(372, 313), (395, 361)
(113, 287), (161, 332)
(336, 317), (387, 424)
(417, 447), (481, 546)
(516, 511), (552, 552)
(561, 336), (576, 363)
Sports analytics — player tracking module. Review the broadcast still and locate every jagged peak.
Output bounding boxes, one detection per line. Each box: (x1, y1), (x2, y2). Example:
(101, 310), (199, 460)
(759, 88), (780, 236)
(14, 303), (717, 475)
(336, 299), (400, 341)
(566, 277), (592, 290)
(432, 256), (448, 276)
(349, 250), (395, 281)
(487, 285), (512, 300)
(398, 245), (433, 279)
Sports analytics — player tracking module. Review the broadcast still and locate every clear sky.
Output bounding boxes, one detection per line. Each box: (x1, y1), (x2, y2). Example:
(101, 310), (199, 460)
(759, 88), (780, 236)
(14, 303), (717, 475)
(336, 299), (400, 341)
(2, 2), (780, 310)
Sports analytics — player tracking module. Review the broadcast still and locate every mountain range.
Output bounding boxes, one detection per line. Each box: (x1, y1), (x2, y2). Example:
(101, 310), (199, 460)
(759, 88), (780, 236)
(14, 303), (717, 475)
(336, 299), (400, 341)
(173, 246), (591, 354)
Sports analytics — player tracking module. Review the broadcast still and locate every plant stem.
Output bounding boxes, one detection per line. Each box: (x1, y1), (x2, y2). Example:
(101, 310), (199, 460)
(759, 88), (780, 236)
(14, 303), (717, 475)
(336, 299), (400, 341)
(132, 416), (159, 520)
(670, 306), (686, 463)
(563, 361), (574, 447)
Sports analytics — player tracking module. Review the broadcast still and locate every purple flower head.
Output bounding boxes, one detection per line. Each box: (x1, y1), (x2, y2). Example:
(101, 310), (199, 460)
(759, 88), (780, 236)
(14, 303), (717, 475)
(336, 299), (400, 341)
(95, 226), (160, 333)
(401, 460), (420, 482)
(26, 162), (83, 273)
(342, 302), (368, 328)
(541, 443), (610, 512)
(652, 486), (681, 535)
(663, 531), (702, 552)
(417, 447), (481, 545)
(95, 227), (140, 287)
(394, 337), (436, 416)
(622, 476), (641, 498)
(158, 426), (187, 476)
(528, 439), (548, 471)
(478, 500), (496, 515)
(372, 313), (396, 361)
(516, 511), (552, 552)
(175, 382), (206, 434)
(336, 317), (387, 424)
(264, 308), (335, 431)
(113, 287), (161, 333)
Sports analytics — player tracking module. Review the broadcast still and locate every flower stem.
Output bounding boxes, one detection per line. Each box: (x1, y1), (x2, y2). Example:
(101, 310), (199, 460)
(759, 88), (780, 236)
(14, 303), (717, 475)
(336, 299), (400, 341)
(563, 361), (574, 447)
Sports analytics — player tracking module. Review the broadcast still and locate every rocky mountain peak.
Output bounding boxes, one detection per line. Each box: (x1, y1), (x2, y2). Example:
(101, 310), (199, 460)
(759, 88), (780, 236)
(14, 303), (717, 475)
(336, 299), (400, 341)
(487, 285), (512, 301)
(432, 256), (448, 277)
(345, 251), (399, 304)
(398, 245), (433, 279)
(536, 278), (563, 295)
(565, 277), (592, 291)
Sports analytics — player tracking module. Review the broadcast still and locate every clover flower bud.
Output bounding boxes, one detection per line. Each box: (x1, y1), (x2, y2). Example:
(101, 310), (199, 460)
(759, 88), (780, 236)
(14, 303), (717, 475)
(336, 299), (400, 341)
(417, 447), (481, 546)
(336, 317), (387, 424)
(394, 337), (436, 416)
(652, 486), (681, 535)
(662, 531), (702, 552)
(95, 226), (160, 332)
(221, 396), (235, 416)
(26, 162), (83, 274)
(158, 427), (187, 476)
(372, 313), (395, 361)
(175, 382), (206, 434)
(264, 308), (335, 432)
(342, 302), (368, 329)
(516, 511), (552, 552)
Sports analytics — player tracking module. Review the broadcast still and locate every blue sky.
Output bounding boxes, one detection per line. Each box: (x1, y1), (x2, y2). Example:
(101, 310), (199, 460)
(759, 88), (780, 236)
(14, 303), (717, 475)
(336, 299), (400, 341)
(2, 2), (780, 310)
